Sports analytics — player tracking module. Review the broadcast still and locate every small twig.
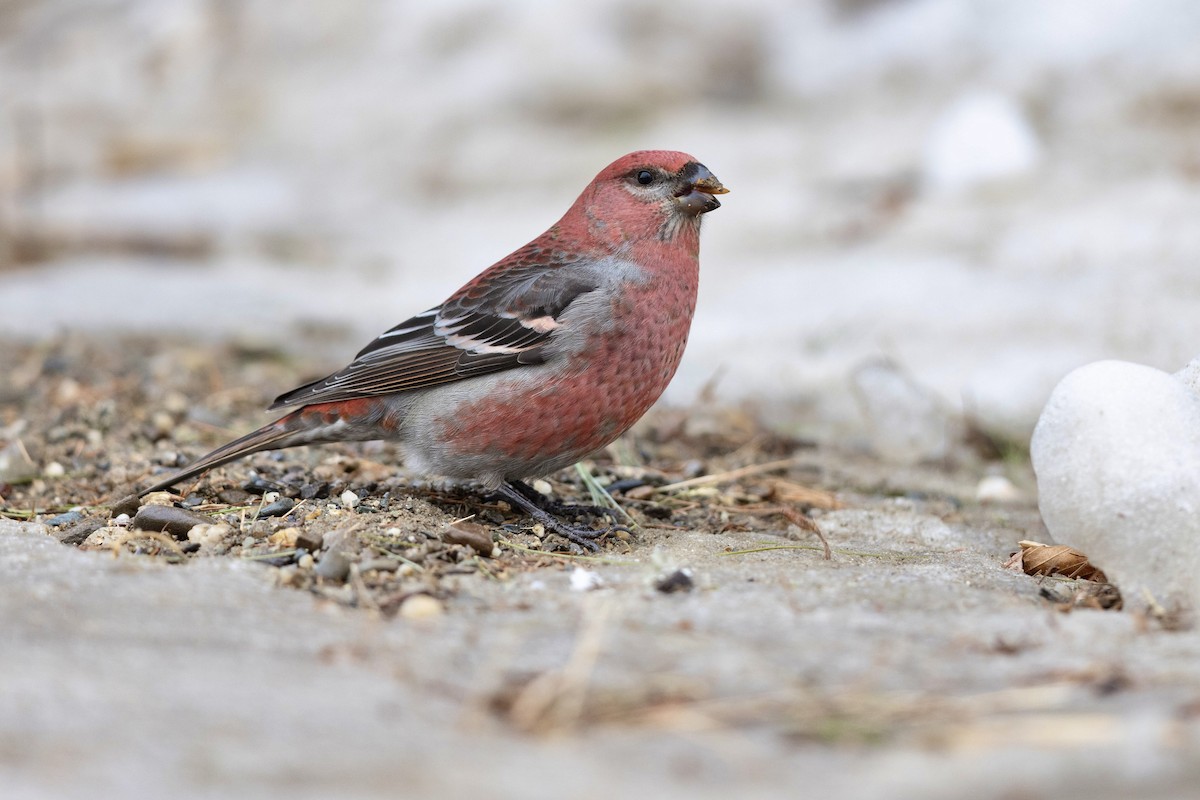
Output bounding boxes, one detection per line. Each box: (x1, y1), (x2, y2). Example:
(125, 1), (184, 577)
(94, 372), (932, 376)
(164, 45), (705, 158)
(508, 598), (614, 733)
(719, 543), (898, 559)
(740, 504), (832, 560)
(653, 458), (796, 494)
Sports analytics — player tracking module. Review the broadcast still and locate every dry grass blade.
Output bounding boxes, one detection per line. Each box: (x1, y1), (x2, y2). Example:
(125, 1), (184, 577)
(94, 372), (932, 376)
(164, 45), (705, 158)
(652, 458), (796, 494)
(507, 598), (613, 734)
(107, 530), (186, 559)
(736, 504), (832, 559)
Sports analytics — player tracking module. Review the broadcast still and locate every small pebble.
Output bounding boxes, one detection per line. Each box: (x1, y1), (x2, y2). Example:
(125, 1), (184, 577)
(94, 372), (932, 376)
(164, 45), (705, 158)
(132, 504), (213, 538)
(315, 551), (351, 582)
(654, 569), (695, 594)
(113, 513), (131, 527)
(56, 516), (105, 545)
(976, 474), (1021, 503)
(141, 491), (178, 507)
(606, 477), (648, 494)
(163, 391), (189, 414)
(218, 489), (252, 505)
(626, 485), (658, 501)
(532, 479), (553, 496)
(268, 527), (301, 547)
(255, 497), (296, 519)
(81, 527), (125, 547)
(242, 475), (282, 496)
(300, 482), (330, 500)
(241, 536), (256, 549)
(339, 489), (360, 509)
(43, 461), (65, 479)
(46, 510), (84, 527)
(295, 530), (324, 552)
(297, 553), (315, 570)
(442, 520), (494, 556)
(151, 411), (175, 437)
(109, 494), (142, 518)
(399, 594), (444, 620)
(187, 523), (232, 546)
(569, 567), (604, 592)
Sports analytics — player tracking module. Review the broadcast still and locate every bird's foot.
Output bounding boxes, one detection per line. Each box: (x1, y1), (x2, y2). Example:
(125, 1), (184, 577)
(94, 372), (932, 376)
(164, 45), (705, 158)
(497, 482), (631, 552)
(507, 480), (616, 519)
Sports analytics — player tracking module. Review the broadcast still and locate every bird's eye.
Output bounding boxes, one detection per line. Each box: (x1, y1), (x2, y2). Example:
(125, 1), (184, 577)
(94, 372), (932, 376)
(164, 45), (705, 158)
(636, 170), (654, 185)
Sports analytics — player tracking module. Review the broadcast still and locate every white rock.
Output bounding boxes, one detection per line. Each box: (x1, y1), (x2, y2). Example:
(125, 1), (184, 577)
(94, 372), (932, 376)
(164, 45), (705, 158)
(1174, 356), (1200, 395)
(922, 91), (1041, 193)
(339, 490), (360, 509)
(976, 475), (1021, 504)
(1031, 360), (1200, 609)
(569, 567), (604, 592)
(43, 461), (66, 479)
(81, 527), (125, 547)
(399, 594), (444, 620)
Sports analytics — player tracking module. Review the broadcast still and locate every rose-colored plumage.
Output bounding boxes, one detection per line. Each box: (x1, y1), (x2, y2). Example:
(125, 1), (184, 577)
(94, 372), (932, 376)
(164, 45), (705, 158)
(141, 150), (727, 549)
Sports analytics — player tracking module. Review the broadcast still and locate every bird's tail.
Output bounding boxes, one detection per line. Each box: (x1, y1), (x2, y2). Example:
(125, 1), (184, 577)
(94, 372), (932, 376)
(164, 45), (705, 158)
(139, 397), (392, 497)
(139, 418), (302, 496)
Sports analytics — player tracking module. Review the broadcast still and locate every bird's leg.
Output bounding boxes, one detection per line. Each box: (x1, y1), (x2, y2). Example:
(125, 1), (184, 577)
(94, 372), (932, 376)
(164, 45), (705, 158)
(507, 479), (615, 519)
(496, 482), (630, 552)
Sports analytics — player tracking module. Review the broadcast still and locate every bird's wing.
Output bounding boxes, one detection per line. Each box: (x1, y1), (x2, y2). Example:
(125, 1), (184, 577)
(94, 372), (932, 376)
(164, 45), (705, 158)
(269, 254), (602, 409)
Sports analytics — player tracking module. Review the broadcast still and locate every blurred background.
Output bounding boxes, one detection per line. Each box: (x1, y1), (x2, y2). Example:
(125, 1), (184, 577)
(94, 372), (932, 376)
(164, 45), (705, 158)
(3, 0), (1200, 452)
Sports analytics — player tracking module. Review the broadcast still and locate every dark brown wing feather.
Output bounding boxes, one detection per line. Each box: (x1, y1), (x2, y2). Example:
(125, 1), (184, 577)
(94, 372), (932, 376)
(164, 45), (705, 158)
(269, 250), (600, 410)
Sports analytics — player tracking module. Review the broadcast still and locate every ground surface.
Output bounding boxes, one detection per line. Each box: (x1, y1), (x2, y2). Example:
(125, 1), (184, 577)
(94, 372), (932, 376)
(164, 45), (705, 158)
(3, 336), (1200, 800)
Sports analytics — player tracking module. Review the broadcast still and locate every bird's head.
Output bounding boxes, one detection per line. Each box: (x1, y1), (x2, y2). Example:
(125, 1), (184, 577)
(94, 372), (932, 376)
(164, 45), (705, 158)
(570, 150), (728, 245)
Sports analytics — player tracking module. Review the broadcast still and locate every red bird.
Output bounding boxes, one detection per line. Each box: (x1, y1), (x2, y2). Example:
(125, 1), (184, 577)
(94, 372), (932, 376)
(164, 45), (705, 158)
(142, 150), (728, 549)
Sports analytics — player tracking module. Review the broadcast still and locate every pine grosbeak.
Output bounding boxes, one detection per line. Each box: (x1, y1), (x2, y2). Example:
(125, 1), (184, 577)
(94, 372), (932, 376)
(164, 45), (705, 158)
(142, 150), (728, 548)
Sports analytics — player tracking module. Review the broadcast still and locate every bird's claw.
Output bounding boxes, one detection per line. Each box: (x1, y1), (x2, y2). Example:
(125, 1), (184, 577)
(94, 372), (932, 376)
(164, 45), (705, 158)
(498, 481), (632, 552)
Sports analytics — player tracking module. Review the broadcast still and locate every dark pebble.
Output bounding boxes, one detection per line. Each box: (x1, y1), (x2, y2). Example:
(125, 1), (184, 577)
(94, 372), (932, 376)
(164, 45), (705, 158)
(296, 530), (324, 552)
(46, 510), (84, 527)
(180, 494), (205, 509)
(479, 508), (505, 525)
(131, 504), (213, 539)
(243, 475), (284, 495)
(314, 551), (351, 582)
(442, 521), (495, 557)
(640, 505), (673, 520)
(218, 488), (252, 505)
(606, 478), (648, 494)
(254, 497), (296, 519)
(300, 482), (329, 500)
(181, 541), (202, 554)
(56, 516), (106, 546)
(109, 494), (142, 518)
(654, 569), (695, 594)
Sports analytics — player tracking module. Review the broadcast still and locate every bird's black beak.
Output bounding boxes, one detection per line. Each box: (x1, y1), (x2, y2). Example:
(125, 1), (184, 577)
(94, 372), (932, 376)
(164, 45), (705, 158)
(675, 163), (729, 215)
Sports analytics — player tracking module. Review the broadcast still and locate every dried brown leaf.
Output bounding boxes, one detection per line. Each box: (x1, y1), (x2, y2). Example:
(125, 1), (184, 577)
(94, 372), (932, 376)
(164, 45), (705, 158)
(764, 479), (844, 510)
(1016, 540), (1108, 583)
